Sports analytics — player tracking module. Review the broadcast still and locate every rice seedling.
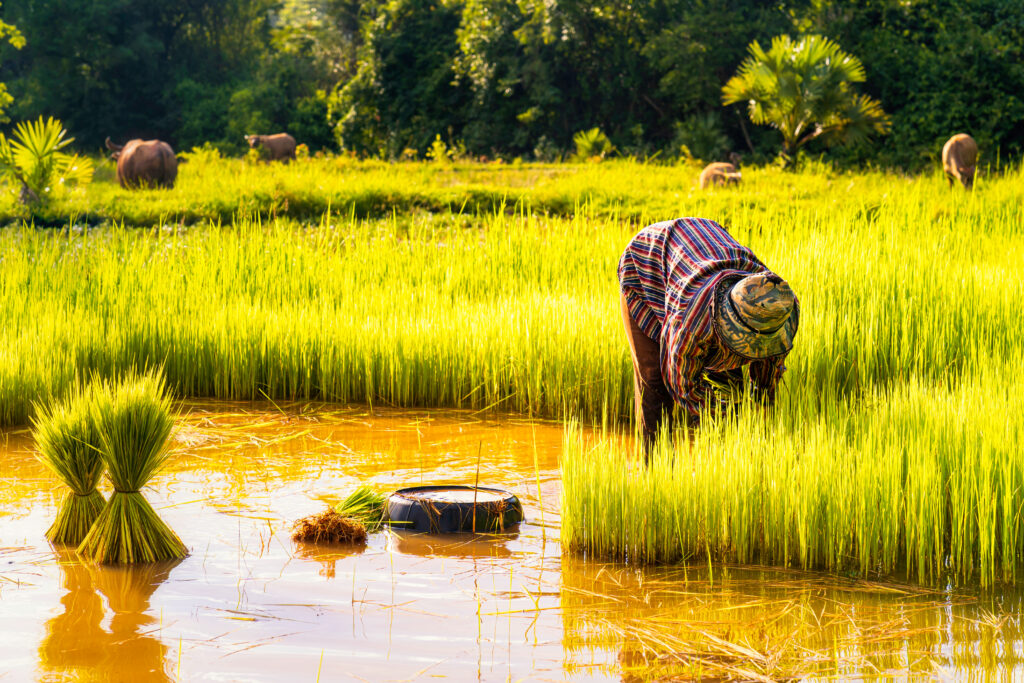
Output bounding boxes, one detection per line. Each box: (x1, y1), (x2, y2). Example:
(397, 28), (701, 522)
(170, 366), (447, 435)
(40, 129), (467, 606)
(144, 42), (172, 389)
(77, 372), (188, 564)
(32, 384), (111, 546)
(561, 363), (1024, 588)
(292, 485), (388, 544)
(290, 485), (387, 544)
(0, 159), (1021, 583)
(334, 485), (388, 532)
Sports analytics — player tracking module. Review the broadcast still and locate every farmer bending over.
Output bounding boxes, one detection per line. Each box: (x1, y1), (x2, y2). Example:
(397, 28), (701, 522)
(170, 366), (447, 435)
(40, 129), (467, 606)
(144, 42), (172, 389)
(618, 217), (798, 450)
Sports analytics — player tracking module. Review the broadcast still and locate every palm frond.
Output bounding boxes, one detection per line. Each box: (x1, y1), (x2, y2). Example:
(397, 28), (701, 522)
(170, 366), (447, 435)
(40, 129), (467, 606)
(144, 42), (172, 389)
(822, 93), (892, 147)
(723, 34), (887, 157)
(570, 127), (615, 162)
(0, 116), (93, 204)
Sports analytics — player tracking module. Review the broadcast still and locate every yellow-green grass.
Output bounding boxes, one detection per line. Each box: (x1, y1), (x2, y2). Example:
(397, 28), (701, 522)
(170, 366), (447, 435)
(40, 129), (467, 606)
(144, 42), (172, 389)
(2, 160), (1023, 582)
(1, 163), (1021, 429)
(3, 154), (1021, 226)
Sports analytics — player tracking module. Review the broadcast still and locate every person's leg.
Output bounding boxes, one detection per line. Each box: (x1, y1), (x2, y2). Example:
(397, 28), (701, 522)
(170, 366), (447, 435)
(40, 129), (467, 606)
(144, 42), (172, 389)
(620, 292), (675, 452)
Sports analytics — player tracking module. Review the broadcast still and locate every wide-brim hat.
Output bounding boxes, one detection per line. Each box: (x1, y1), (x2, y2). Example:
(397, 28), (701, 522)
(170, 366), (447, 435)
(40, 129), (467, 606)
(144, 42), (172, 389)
(713, 273), (799, 359)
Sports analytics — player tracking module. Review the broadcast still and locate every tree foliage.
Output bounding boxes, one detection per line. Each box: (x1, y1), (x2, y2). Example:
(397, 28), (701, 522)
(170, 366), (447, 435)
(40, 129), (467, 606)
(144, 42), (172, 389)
(0, 2), (23, 122)
(0, 116), (92, 205)
(723, 35), (890, 158)
(0, 0), (1021, 167)
(329, 0), (466, 157)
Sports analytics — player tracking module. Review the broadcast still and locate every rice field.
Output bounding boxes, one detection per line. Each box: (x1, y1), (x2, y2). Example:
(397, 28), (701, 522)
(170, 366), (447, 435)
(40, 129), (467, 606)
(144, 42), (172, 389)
(3, 403), (1022, 681)
(3, 158), (1024, 587)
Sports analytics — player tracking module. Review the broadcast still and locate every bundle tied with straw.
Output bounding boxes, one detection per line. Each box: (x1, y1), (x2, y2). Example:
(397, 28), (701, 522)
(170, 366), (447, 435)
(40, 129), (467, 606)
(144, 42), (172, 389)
(335, 485), (388, 532)
(33, 385), (110, 546)
(77, 372), (188, 564)
(291, 486), (388, 544)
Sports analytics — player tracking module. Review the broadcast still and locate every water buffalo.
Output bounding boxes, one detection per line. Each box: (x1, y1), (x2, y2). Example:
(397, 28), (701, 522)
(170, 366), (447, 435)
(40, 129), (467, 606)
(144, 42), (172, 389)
(105, 137), (178, 189)
(245, 133), (297, 162)
(699, 152), (742, 189)
(942, 134), (978, 190)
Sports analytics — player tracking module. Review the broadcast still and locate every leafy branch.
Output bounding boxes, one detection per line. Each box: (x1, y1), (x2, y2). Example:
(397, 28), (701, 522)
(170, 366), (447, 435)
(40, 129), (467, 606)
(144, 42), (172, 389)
(0, 117), (93, 205)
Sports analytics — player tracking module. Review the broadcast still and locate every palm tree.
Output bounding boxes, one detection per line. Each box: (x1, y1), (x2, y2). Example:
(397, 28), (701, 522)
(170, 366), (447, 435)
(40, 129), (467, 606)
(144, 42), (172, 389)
(0, 117), (93, 205)
(722, 35), (890, 159)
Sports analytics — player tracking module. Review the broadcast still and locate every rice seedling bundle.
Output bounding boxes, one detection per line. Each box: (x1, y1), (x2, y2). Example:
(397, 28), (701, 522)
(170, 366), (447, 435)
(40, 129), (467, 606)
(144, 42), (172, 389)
(32, 384), (111, 546)
(77, 373), (187, 564)
(334, 485), (388, 532)
(291, 510), (368, 544)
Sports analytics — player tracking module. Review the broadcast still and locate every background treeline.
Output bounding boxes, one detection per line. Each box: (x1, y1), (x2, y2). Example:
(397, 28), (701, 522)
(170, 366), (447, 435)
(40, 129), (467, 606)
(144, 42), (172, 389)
(1, 0), (1021, 168)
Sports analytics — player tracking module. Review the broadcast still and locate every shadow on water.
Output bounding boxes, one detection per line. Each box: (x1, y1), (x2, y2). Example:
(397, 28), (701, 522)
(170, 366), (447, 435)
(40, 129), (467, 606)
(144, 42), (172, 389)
(38, 550), (180, 682)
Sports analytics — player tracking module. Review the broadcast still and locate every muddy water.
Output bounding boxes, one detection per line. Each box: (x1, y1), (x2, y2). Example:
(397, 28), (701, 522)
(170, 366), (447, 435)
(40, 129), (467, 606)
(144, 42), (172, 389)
(1, 402), (1022, 681)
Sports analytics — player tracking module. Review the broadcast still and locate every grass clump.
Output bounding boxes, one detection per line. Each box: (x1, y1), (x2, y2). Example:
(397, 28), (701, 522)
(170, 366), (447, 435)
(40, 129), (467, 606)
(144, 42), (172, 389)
(561, 367), (1024, 588)
(32, 384), (110, 546)
(77, 372), (187, 564)
(291, 486), (387, 544)
(334, 485), (388, 532)
(291, 509), (368, 545)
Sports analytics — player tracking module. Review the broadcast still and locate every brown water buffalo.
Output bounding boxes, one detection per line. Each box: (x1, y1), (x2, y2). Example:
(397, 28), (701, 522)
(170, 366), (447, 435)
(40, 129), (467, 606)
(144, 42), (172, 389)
(942, 133), (978, 190)
(699, 153), (742, 189)
(105, 137), (178, 189)
(245, 133), (297, 162)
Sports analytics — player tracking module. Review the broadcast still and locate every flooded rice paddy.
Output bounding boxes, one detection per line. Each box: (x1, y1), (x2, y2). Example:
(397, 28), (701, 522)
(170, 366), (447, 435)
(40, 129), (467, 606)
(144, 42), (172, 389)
(2, 402), (1022, 681)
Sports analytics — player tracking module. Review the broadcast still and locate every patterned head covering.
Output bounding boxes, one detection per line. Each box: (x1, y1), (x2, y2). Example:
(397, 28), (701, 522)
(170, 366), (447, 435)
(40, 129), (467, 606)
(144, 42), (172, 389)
(713, 273), (798, 359)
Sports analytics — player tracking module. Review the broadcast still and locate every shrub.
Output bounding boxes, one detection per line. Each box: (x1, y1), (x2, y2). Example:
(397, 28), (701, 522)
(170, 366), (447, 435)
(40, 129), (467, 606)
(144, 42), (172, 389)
(570, 128), (615, 162)
(0, 116), (92, 205)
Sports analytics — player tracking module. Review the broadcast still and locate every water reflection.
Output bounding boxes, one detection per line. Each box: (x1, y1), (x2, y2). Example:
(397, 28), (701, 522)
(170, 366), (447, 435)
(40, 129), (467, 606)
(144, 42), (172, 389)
(39, 552), (179, 683)
(388, 529), (521, 559)
(559, 557), (1024, 680)
(4, 402), (1023, 681)
(292, 541), (366, 579)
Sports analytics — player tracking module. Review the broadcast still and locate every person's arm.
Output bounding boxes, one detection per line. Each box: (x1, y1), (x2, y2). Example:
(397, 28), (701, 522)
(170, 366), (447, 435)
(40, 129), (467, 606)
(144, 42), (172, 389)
(748, 352), (788, 405)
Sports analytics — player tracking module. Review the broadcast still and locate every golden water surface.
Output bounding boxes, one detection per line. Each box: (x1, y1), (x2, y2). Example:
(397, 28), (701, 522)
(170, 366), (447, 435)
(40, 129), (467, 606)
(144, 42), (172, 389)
(1, 401), (1021, 681)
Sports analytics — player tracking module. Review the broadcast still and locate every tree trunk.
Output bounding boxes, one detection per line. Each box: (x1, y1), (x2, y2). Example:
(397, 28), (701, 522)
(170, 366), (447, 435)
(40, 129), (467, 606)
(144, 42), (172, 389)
(734, 108), (755, 154)
(18, 182), (39, 205)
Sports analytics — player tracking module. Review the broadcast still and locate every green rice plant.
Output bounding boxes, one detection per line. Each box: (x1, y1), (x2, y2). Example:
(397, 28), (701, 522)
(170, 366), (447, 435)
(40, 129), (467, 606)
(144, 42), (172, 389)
(32, 383), (111, 545)
(334, 485), (388, 532)
(0, 159), (1022, 585)
(561, 362), (1024, 588)
(77, 372), (187, 564)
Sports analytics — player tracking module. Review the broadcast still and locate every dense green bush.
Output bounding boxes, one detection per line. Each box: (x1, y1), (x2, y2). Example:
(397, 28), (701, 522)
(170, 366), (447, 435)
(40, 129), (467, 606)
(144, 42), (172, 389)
(1, 0), (1021, 167)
